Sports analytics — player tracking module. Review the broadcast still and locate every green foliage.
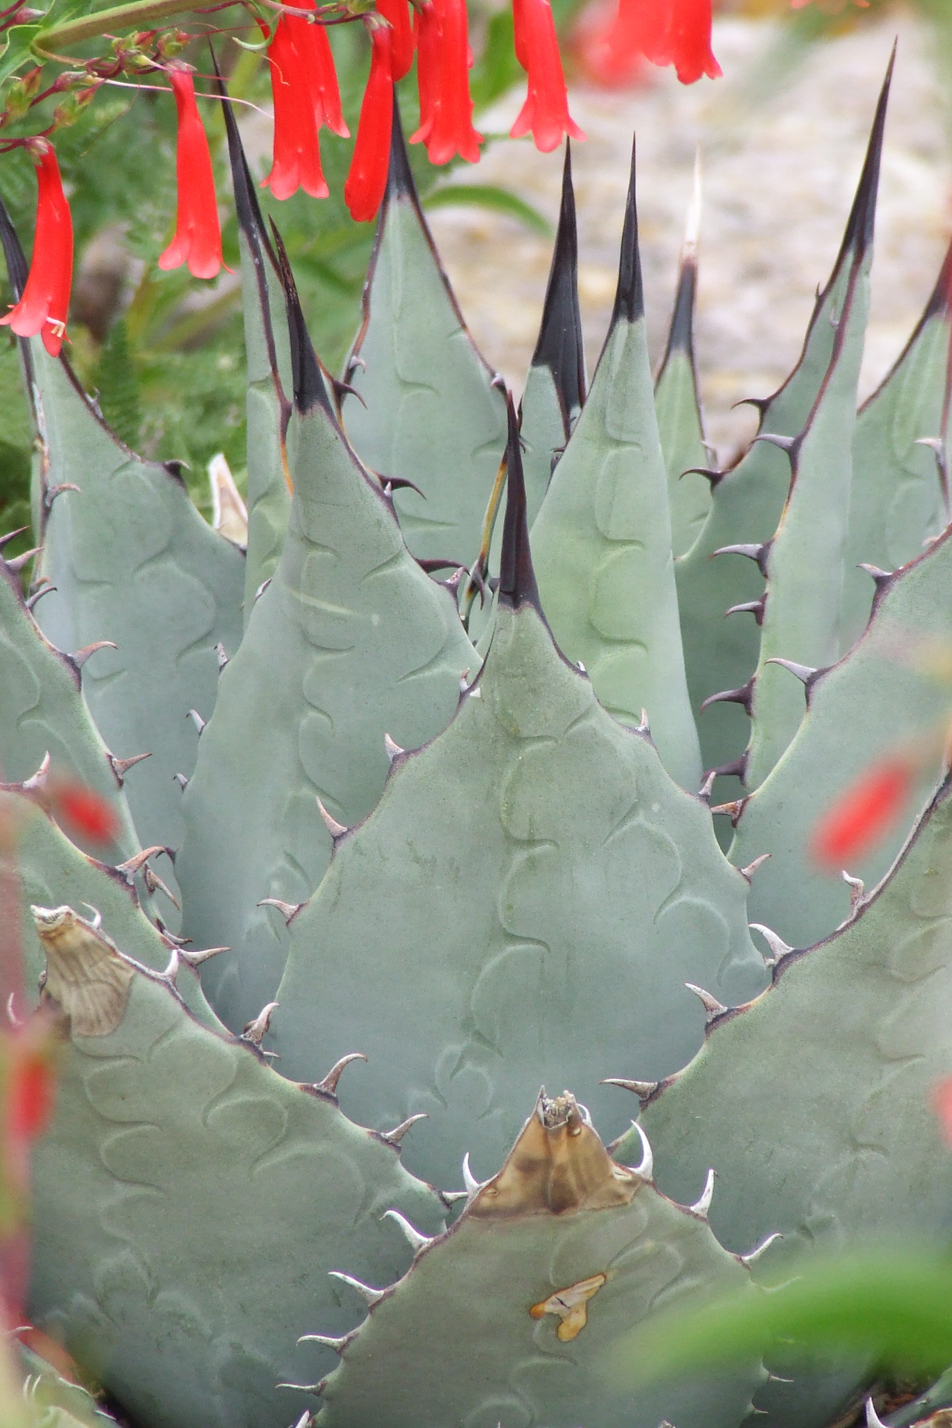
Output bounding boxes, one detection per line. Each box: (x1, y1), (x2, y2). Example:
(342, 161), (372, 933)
(611, 1249), (952, 1385)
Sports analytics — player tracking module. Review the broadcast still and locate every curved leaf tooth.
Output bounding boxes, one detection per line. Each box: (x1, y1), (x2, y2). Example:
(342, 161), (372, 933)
(531, 136), (702, 792)
(28, 904), (445, 1428)
(729, 518), (952, 950)
(315, 1091), (764, 1428)
(744, 192), (873, 789)
(176, 249), (475, 1033)
(18, 1339), (120, 1428)
(838, 230), (952, 654)
(673, 57), (892, 781)
(643, 773), (952, 1421)
(655, 153), (712, 560)
(0, 207), (245, 896)
(0, 550), (138, 864)
(217, 61), (294, 622)
(270, 409), (766, 1188)
(340, 99), (508, 569)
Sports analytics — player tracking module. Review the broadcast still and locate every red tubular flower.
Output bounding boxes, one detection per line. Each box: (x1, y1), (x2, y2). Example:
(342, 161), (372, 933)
(263, 15), (329, 200)
(158, 66), (223, 280)
(811, 757), (916, 870)
(376, 0), (416, 81)
(303, 17), (349, 137)
(344, 26), (394, 224)
(667, 0), (720, 83)
(510, 0), (584, 152)
(0, 141), (73, 357)
(411, 0), (482, 165)
(571, 0), (719, 88)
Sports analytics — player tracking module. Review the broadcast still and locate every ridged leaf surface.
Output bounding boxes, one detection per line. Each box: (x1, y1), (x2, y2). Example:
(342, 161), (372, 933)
(674, 67), (890, 779)
(318, 1093), (762, 1428)
(340, 111), (507, 569)
(270, 593), (766, 1190)
(176, 296), (474, 1032)
(728, 518), (952, 947)
(29, 911), (445, 1428)
(0, 555), (138, 865)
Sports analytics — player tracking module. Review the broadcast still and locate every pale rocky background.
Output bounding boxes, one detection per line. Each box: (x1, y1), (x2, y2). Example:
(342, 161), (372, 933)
(426, 9), (952, 464)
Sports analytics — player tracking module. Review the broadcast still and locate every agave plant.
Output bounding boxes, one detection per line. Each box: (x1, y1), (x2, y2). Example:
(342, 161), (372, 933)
(2, 39), (952, 1428)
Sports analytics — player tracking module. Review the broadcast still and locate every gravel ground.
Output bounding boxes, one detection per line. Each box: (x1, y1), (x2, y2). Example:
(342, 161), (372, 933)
(425, 10), (952, 463)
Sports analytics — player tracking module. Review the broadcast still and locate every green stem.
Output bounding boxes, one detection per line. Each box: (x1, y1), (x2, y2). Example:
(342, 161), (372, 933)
(37, 0), (213, 51)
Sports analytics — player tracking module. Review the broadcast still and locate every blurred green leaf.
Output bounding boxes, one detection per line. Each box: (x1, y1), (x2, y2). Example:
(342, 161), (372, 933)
(608, 1248), (952, 1388)
(423, 182), (551, 235)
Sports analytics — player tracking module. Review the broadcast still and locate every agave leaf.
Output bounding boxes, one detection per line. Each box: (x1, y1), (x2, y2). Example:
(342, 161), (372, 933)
(269, 407), (767, 1189)
(316, 1090), (764, 1428)
(18, 1341), (119, 1427)
(0, 549), (138, 866)
(634, 775), (952, 1426)
(28, 906), (445, 1428)
(728, 518), (952, 948)
(674, 60), (891, 781)
(464, 144), (585, 647)
(1, 789), (219, 1030)
(176, 251), (475, 1033)
(0, 182), (245, 878)
(743, 209), (872, 789)
(654, 164), (711, 560)
(641, 774), (952, 1257)
(531, 140), (702, 792)
(340, 100), (508, 570)
(218, 66), (293, 625)
(837, 236), (952, 655)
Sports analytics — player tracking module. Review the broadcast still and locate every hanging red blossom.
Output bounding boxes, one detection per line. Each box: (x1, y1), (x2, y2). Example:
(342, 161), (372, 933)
(302, 14), (349, 137)
(666, 0), (720, 83)
(263, 14), (329, 200)
(811, 757), (916, 870)
(0, 141), (73, 357)
(158, 66), (223, 280)
(411, 0), (482, 166)
(344, 25), (394, 224)
(376, 0), (416, 81)
(510, 0), (584, 152)
(572, 0), (719, 89)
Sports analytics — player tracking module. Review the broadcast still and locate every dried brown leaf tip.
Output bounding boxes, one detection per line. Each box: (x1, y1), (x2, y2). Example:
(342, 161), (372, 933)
(31, 904), (135, 1037)
(470, 1089), (638, 1219)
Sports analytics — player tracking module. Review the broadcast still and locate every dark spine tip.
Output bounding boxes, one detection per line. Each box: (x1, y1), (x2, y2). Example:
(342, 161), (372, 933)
(213, 50), (275, 261)
(610, 135), (645, 330)
(662, 256), (697, 365)
(529, 141), (586, 421)
(835, 42), (894, 265)
(498, 396), (541, 613)
(387, 85), (417, 203)
(270, 220), (331, 416)
(0, 186), (28, 301)
(923, 231), (952, 321)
